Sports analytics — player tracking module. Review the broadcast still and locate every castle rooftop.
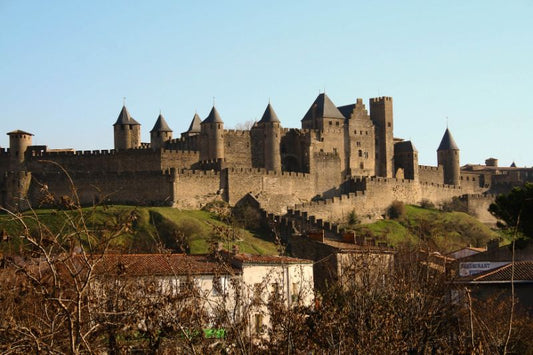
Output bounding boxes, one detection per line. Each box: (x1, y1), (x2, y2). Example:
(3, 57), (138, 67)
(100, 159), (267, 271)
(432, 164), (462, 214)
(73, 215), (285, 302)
(437, 128), (459, 151)
(186, 113), (202, 133)
(7, 130), (33, 136)
(258, 103), (280, 123)
(302, 93), (345, 121)
(114, 105), (140, 126)
(150, 113), (172, 133)
(203, 106), (223, 123)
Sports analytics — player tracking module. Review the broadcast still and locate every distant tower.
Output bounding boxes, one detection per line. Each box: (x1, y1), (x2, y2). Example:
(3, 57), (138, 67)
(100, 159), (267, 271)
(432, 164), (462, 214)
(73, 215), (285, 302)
(113, 105), (141, 150)
(437, 128), (460, 185)
(200, 106), (224, 161)
(181, 113), (202, 138)
(370, 97), (394, 178)
(150, 113), (173, 149)
(7, 130), (33, 165)
(257, 103), (281, 171)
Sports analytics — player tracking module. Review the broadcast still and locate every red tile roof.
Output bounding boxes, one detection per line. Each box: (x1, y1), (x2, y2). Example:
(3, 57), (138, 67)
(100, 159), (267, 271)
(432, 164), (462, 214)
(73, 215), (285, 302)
(86, 254), (238, 277)
(230, 253), (313, 265)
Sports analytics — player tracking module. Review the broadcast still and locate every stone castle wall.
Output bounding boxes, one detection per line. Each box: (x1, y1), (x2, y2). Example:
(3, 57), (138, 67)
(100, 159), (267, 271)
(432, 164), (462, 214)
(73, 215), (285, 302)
(223, 130), (253, 168)
(418, 165), (443, 184)
(27, 170), (176, 207)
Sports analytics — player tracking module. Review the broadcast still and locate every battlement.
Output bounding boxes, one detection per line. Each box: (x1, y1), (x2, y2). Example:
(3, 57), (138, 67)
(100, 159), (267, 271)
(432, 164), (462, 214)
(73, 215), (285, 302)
(293, 191), (366, 210)
(419, 165), (441, 171)
(370, 96), (393, 103)
(223, 129), (250, 136)
(177, 169), (219, 177)
(227, 167), (309, 178)
(352, 175), (461, 190)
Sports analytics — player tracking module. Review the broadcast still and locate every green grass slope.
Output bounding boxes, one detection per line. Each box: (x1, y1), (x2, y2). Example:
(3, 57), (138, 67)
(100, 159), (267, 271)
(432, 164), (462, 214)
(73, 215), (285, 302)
(352, 205), (501, 252)
(0, 206), (279, 255)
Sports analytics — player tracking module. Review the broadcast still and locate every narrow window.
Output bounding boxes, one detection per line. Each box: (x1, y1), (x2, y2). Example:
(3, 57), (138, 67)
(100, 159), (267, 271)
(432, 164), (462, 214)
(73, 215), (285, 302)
(358, 150), (362, 157)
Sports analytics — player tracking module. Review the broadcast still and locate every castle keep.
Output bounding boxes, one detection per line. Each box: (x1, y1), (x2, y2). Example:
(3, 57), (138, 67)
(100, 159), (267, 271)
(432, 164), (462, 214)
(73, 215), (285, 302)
(1, 93), (531, 221)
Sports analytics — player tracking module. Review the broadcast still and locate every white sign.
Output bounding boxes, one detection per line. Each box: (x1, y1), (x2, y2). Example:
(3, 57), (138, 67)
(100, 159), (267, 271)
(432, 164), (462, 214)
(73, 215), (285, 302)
(459, 261), (508, 277)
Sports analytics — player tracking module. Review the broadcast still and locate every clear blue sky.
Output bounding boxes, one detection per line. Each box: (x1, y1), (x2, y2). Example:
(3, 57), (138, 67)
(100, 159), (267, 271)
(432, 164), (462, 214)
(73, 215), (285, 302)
(1, 0), (532, 167)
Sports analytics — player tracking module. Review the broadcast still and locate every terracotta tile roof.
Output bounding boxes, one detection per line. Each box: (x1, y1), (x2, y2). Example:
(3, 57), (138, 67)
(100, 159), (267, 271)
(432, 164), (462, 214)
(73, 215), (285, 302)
(458, 261), (533, 283)
(230, 253), (313, 265)
(86, 254), (238, 277)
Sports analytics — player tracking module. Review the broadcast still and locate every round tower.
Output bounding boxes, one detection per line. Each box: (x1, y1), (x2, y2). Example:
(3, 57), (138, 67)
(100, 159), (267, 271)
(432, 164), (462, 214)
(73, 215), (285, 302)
(7, 130), (33, 165)
(437, 128), (460, 186)
(150, 113), (173, 149)
(113, 105), (141, 150)
(258, 103), (281, 171)
(200, 106), (224, 161)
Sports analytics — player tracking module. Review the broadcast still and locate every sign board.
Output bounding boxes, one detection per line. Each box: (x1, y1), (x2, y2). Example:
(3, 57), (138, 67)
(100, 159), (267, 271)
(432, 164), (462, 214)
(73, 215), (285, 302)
(459, 261), (508, 277)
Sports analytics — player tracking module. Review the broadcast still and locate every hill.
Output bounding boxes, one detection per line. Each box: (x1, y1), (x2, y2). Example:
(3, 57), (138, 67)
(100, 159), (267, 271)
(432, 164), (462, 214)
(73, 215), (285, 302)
(0, 205), (279, 255)
(351, 205), (501, 252)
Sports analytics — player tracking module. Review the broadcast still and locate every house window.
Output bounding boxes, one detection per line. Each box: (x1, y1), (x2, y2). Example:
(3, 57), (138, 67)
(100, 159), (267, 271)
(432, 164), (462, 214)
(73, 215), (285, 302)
(213, 276), (225, 296)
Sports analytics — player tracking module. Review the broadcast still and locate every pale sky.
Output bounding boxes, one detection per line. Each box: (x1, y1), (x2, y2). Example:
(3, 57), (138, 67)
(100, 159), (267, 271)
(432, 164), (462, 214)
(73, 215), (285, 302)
(1, 0), (532, 167)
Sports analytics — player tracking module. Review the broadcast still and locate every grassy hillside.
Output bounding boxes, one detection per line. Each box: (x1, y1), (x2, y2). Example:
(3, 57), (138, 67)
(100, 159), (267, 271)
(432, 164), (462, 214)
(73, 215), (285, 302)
(351, 205), (502, 252)
(0, 206), (279, 255)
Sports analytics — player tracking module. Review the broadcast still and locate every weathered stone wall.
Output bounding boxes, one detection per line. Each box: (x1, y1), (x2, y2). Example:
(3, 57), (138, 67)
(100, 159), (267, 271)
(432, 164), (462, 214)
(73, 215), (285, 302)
(223, 130), (252, 168)
(225, 168), (315, 214)
(27, 170), (176, 207)
(293, 177), (469, 223)
(460, 194), (497, 225)
(173, 170), (222, 209)
(418, 165), (443, 184)
(310, 152), (342, 198)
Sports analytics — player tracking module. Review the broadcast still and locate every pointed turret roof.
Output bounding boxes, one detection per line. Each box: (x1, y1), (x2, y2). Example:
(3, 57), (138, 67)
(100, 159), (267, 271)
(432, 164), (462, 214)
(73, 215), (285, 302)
(150, 113), (172, 133)
(202, 106), (223, 124)
(186, 113), (202, 133)
(114, 105), (140, 126)
(258, 103), (280, 123)
(511, 162), (517, 168)
(437, 128), (459, 151)
(302, 93), (345, 121)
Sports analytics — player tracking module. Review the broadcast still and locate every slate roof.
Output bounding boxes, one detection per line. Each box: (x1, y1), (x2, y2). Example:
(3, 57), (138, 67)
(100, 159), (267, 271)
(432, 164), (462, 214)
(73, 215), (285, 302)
(458, 261), (533, 283)
(114, 105), (140, 126)
(7, 130), (34, 136)
(203, 106), (223, 124)
(186, 113), (202, 133)
(258, 103), (280, 123)
(89, 254), (238, 276)
(301, 93), (345, 122)
(394, 140), (418, 153)
(437, 128), (459, 151)
(150, 113), (173, 133)
(337, 104), (355, 120)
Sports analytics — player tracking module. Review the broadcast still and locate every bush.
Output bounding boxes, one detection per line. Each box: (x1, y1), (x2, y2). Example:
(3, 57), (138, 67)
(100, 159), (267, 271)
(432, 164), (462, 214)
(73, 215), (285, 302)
(419, 199), (435, 209)
(387, 201), (406, 220)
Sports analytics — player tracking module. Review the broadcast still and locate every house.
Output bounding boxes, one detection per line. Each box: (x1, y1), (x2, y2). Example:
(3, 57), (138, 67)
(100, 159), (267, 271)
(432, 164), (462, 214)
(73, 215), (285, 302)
(88, 251), (314, 337)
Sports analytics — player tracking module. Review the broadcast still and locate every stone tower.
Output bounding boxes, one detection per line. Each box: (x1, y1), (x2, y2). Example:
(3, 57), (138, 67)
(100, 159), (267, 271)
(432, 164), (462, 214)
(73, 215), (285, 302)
(113, 105), (141, 150)
(370, 97), (394, 178)
(257, 103), (281, 171)
(150, 113), (173, 149)
(394, 140), (419, 180)
(7, 130), (33, 166)
(200, 106), (224, 161)
(301, 93), (345, 131)
(437, 128), (460, 186)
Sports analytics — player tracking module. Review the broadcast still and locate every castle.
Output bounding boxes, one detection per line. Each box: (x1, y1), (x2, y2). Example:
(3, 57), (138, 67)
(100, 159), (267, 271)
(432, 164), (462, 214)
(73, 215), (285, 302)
(1, 93), (531, 222)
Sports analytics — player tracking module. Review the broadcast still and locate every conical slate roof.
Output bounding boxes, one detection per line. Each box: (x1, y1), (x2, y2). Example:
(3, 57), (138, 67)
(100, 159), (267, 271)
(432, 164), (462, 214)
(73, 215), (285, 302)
(437, 128), (459, 151)
(114, 105), (140, 126)
(186, 113), (202, 133)
(150, 113), (172, 133)
(259, 103), (280, 123)
(202, 106), (223, 124)
(301, 93), (345, 121)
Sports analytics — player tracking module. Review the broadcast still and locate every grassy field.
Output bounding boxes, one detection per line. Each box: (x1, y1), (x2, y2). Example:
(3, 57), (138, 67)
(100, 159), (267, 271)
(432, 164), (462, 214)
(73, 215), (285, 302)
(0, 205), (279, 255)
